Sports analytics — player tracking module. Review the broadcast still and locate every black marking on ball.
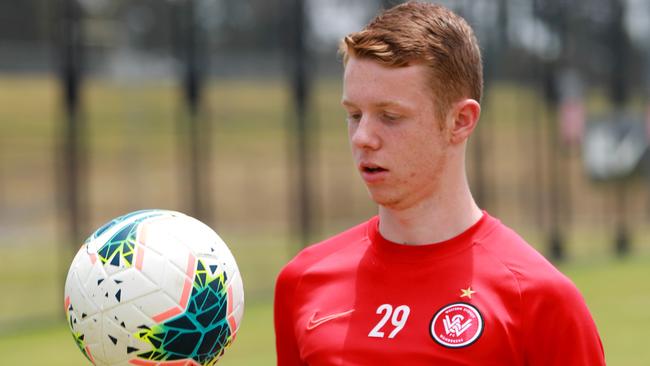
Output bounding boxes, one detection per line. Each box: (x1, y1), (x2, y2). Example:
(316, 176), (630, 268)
(110, 255), (120, 267)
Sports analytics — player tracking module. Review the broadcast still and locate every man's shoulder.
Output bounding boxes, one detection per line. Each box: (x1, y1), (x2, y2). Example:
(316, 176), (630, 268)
(478, 221), (602, 361)
(276, 218), (372, 284)
(476, 217), (576, 294)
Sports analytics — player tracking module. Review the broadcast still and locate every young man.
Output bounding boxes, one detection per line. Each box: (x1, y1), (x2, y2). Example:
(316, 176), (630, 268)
(274, 2), (605, 365)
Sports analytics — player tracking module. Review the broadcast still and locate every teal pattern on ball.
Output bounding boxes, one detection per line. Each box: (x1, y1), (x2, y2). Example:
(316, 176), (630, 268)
(93, 210), (166, 267)
(87, 210), (158, 243)
(135, 259), (233, 365)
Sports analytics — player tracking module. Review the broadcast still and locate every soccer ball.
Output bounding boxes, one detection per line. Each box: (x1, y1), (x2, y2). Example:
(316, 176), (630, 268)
(64, 210), (244, 366)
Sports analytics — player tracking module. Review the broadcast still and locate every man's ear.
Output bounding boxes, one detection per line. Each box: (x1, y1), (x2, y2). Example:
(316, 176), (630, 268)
(448, 99), (481, 144)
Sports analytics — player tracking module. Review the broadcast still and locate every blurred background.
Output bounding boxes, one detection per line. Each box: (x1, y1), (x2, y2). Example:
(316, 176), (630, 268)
(1, 0), (650, 364)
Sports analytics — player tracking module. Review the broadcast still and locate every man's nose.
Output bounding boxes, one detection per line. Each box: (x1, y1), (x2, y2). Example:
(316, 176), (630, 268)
(350, 116), (381, 150)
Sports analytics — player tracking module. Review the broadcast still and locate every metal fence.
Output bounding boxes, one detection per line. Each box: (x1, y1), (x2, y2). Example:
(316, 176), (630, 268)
(1, 0), (650, 332)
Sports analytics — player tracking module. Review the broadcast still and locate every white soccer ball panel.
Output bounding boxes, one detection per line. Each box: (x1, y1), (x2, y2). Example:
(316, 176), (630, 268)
(141, 217), (194, 274)
(66, 268), (100, 320)
(108, 267), (158, 304)
(101, 315), (132, 364)
(160, 256), (192, 305)
(130, 290), (181, 321)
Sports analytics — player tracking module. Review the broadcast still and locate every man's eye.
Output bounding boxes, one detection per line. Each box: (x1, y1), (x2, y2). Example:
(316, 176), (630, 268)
(347, 113), (362, 122)
(382, 113), (401, 121)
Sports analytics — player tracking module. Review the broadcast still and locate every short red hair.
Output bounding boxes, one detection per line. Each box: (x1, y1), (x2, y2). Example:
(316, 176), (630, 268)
(340, 1), (483, 120)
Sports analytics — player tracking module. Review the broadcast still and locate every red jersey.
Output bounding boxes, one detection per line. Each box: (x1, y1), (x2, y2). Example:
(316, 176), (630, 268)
(274, 213), (605, 365)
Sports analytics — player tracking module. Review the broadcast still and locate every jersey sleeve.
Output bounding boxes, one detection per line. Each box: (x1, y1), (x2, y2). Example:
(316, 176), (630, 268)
(274, 262), (306, 366)
(521, 273), (605, 365)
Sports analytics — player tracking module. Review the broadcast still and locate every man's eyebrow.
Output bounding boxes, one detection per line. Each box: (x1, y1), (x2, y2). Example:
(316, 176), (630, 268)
(375, 101), (403, 108)
(341, 99), (355, 107)
(341, 100), (405, 108)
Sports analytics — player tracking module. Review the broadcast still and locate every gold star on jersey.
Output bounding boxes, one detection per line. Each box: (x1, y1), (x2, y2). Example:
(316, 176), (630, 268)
(460, 287), (476, 299)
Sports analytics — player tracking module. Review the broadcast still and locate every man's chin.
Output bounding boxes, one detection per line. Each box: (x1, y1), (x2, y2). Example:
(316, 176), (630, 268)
(367, 190), (402, 209)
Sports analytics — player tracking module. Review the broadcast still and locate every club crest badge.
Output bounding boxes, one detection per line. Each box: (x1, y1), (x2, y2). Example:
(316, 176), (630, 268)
(430, 302), (483, 348)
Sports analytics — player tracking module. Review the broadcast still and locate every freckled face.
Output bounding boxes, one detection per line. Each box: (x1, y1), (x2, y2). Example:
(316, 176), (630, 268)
(342, 57), (450, 210)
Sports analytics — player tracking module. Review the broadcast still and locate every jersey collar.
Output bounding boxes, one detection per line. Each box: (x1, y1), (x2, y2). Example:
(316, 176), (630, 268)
(367, 211), (497, 262)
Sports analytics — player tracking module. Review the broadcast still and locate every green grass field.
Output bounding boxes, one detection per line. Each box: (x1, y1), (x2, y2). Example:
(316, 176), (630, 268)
(1, 255), (649, 365)
(561, 258), (650, 365)
(0, 300), (274, 365)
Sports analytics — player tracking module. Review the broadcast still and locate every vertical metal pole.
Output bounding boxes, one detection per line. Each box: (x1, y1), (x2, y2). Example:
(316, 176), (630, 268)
(532, 0), (548, 249)
(558, 9), (581, 240)
(460, 1), (480, 207)
(473, 0), (507, 212)
(59, 0), (85, 248)
(544, 60), (565, 261)
(288, 0), (312, 247)
(610, 0), (630, 256)
(532, 62), (546, 236)
(554, 0), (573, 261)
(470, 4), (492, 210)
(179, 0), (210, 222)
(645, 4), (650, 223)
(537, 0), (567, 262)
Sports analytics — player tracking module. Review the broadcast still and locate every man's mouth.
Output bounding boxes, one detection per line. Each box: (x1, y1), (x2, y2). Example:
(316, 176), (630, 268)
(362, 166), (387, 173)
(360, 163), (388, 175)
(359, 163), (388, 184)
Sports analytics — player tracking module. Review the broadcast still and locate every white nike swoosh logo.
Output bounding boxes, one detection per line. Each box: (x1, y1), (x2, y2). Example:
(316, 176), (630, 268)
(306, 309), (355, 330)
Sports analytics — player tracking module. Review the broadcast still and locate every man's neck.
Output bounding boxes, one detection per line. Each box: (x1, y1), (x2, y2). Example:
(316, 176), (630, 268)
(377, 183), (482, 245)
